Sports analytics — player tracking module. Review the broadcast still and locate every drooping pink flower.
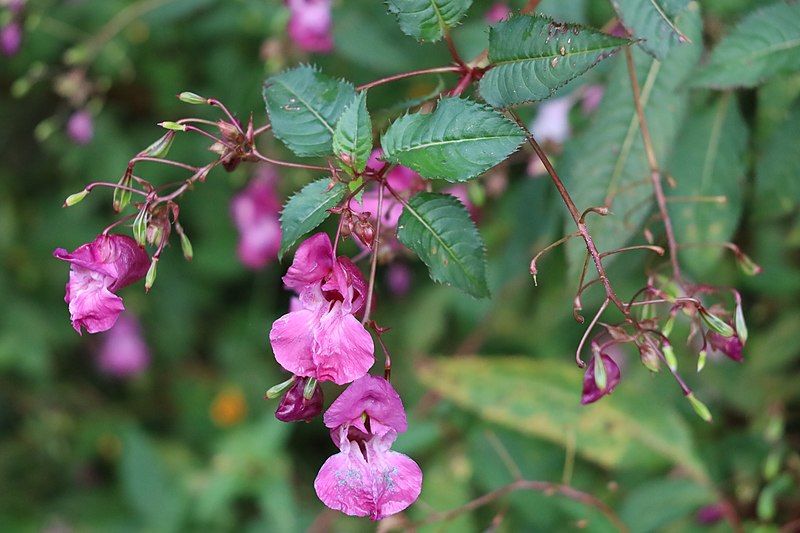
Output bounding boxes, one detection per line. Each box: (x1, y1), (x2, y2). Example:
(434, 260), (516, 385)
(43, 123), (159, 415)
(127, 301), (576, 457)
(707, 330), (744, 362)
(231, 169), (282, 269)
(315, 375), (422, 520)
(581, 353), (621, 404)
(286, 0), (333, 53)
(54, 234), (150, 334)
(269, 233), (374, 385)
(97, 313), (150, 378)
(67, 110), (94, 145)
(275, 376), (324, 422)
(0, 22), (22, 57)
(531, 96), (573, 145)
(485, 2), (511, 23)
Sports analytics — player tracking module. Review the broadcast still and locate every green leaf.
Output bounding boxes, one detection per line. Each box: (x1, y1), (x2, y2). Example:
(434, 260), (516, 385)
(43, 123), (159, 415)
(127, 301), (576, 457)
(692, 2), (800, 89)
(382, 97), (525, 182)
(480, 15), (631, 107)
(667, 93), (748, 275)
(386, 0), (473, 42)
(561, 5), (702, 273)
(332, 91), (372, 174)
(279, 179), (347, 260)
(756, 102), (800, 219)
(417, 356), (709, 481)
(263, 65), (355, 157)
(611, 0), (691, 59)
(396, 192), (489, 298)
(620, 479), (715, 531)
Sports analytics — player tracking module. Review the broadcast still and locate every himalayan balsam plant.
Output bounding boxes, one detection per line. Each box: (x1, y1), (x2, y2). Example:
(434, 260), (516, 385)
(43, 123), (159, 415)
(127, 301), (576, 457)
(54, 0), (791, 525)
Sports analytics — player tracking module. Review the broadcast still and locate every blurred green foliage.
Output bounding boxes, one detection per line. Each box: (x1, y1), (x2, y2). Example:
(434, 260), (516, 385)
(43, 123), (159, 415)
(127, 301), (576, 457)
(1, 0), (799, 531)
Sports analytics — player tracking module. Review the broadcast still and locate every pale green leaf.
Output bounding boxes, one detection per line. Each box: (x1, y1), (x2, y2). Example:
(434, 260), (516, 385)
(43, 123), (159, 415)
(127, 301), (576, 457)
(332, 91), (372, 173)
(396, 192), (489, 298)
(480, 15), (630, 107)
(279, 179), (347, 260)
(263, 65), (355, 157)
(386, 0), (473, 42)
(611, 0), (691, 59)
(692, 2), (800, 88)
(381, 97), (525, 182)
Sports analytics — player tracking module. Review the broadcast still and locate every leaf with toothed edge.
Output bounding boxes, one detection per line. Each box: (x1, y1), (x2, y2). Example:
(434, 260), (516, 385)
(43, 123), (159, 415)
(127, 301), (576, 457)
(279, 179), (347, 260)
(381, 97), (525, 182)
(396, 192), (489, 298)
(480, 15), (631, 107)
(386, 0), (473, 42)
(611, 0), (691, 59)
(263, 65), (355, 157)
(332, 91), (372, 174)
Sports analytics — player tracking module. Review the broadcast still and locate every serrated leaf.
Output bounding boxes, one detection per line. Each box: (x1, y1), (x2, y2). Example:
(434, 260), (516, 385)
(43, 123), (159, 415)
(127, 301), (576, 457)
(382, 97), (525, 182)
(396, 192), (489, 298)
(611, 0), (690, 59)
(667, 93), (748, 275)
(386, 0), (473, 42)
(263, 65), (355, 157)
(561, 6), (702, 273)
(332, 92), (372, 174)
(479, 15), (630, 107)
(418, 356), (708, 481)
(756, 102), (800, 218)
(692, 2), (800, 89)
(279, 179), (347, 260)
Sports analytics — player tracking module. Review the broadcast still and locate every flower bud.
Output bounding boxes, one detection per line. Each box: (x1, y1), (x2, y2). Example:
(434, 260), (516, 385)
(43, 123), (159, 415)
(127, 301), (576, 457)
(736, 252), (762, 276)
(700, 309), (735, 337)
(265, 376), (296, 399)
(581, 353), (621, 405)
(179, 232), (193, 261)
(178, 91), (208, 105)
(275, 376), (323, 422)
(144, 257), (158, 292)
(139, 131), (175, 158)
(734, 303), (748, 344)
(686, 392), (713, 423)
(355, 219), (375, 248)
(662, 342), (678, 372)
(158, 121), (186, 132)
(697, 350), (707, 372)
(217, 120), (241, 142)
(638, 343), (660, 372)
(132, 209), (149, 246)
(113, 174), (133, 213)
(64, 189), (89, 207)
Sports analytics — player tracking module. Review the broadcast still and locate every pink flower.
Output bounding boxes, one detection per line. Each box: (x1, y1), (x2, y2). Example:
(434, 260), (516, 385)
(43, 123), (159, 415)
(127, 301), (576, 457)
(530, 97), (573, 145)
(275, 376), (324, 422)
(707, 330), (743, 362)
(286, 0), (333, 53)
(269, 233), (374, 385)
(97, 313), (150, 377)
(581, 353), (621, 404)
(581, 85), (604, 115)
(315, 375), (422, 520)
(0, 22), (22, 57)
(231, 169), (282, 269)
(54, 234), (150, 334)
(67, 110), (94, 145)
(386, 263), (412, 297)
(485, 2), (511, 23)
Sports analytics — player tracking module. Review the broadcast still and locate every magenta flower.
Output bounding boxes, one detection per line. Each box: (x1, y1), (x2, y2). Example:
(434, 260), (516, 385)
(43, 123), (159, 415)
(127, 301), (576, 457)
(275, 376), (324, 422)
(696, 503), (725, 525)
(386, 263), (412, 297)
(485, 2), (511, 23)
(231, 170), (282, 269)
(67, 110), (94, 145)
(0, 22), (22, 57)
(315, 375), (422, 520)
(581, 353), (621, 404)
(97, 313), (150, 378)
(269, 233), (374, 385)
(286, 0), (333, 53)
(707, 330), (744, 362)
(54, 234), (150, 334)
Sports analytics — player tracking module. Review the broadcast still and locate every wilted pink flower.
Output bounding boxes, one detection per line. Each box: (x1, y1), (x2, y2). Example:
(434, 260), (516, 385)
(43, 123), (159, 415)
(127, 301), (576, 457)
(315, 375), (422, 520)
(581, 85), (604, 115)
(97, 313), (150, 377)
(707, 330), (744, 362)
(0, 22), (22, 57)
(581, 353), (621, 404)
(485, 2), (511, 23)
(275, 376), (324, 422)
(231, 170), (282, 269)
(269, 233), (374, 385)
(286, 0), (333, 53)
(531, 97), (573, 145)
(66, 110), (94, 145)
(54, 234), (150, 334)
(386, 263), (412, 297)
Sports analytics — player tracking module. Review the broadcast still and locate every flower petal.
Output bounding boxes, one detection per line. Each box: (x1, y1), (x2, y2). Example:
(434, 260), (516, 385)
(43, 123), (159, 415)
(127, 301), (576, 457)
(581, 353), (621, 405)
(283, 232), (333, 291)
(269, 309), (317, 377)
(324, 375), (407, 437)
(312, 305), (374, 385)
(66, 268), (126, 334)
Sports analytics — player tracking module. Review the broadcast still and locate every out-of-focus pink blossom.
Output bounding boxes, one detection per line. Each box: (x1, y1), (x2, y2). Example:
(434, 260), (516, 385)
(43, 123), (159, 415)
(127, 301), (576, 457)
(444, 184), (479, 221)
(581, 353), (621, 404)
(54, 234), (150, 334)
(485, 2), (511, 23)
(315, 375), (422, 520)
(231, 169), (282, 269)
(67, 110), (94, 145)
(97, 313), (150, 378)
(530, 97), (573, 145)
(286, 0), (333, 53)
(1, 23), (22, 57)
(696, 503), (726, 525)
(386, 263), (412, 297)
(581, 85), (604, 115)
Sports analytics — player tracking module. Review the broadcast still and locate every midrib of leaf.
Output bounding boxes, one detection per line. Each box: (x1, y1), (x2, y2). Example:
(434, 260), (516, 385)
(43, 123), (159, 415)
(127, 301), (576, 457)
(274, 78), (336, 135)
(395, 134), (518, 152)
(429, 0), (447, 35)
(734, 37), (800, 63)
(491, 44), (625, 65)
(605, 59), (661, 201)
(699, 93), (731, 191)
(647, 0), (686, 40)
(402, 199), (480, 288)
(286, 184), (343, 228)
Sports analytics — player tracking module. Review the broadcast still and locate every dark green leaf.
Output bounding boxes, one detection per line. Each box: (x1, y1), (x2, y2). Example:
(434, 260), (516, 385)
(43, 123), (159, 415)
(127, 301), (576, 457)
(279, 179), (347, 260)
(480, 15), (630, 107)
(381, 97), (525, 182)
(263, 65), (355, 157)
(332, 91), (372, 173)
(667, 93), (748, 275)
(386, 0), (473, 42)
(397, 192), (489, 298)
(620, 478), (715, 531)
(756, 102), (800, 218)
(611, 0), (691, 59)
(692, 2), (800, 88)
